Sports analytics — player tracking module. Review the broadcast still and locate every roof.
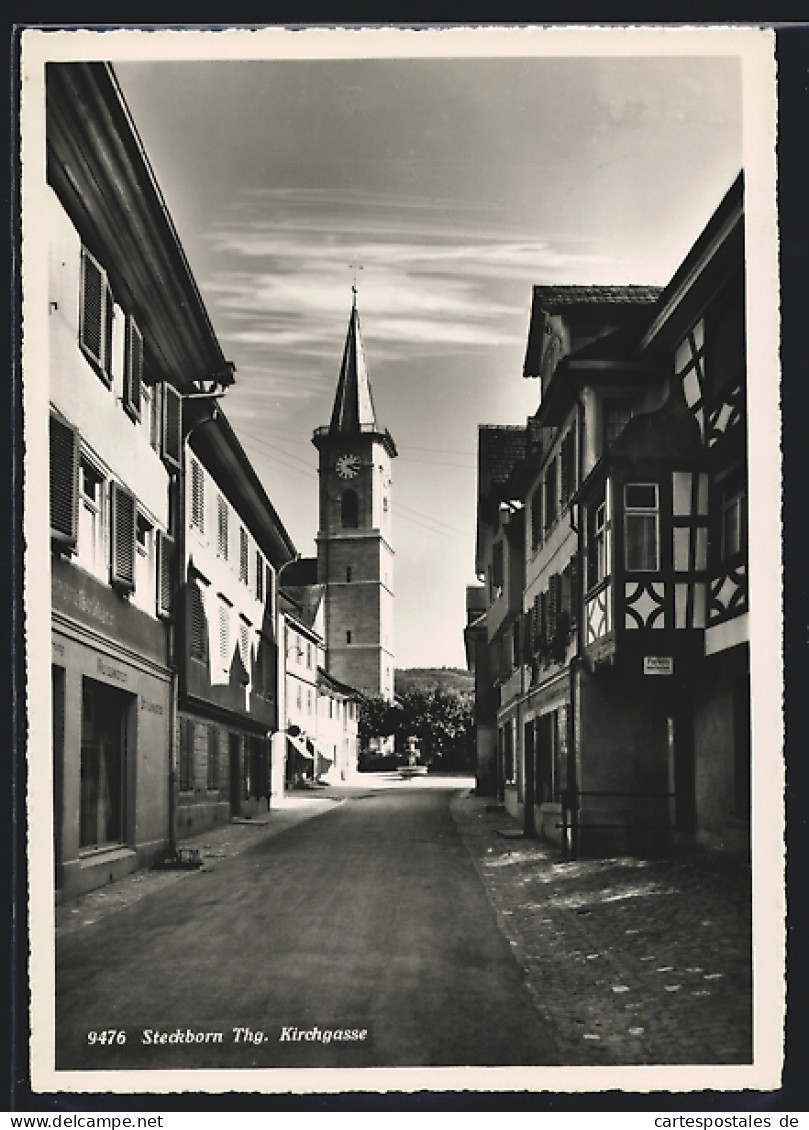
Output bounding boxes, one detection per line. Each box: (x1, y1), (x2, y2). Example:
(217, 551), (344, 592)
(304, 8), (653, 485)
(317, 666), (364, 700)
(478, 425), (527, 493)
(529, 285), (664, 310)
(330, 296), (378, 433)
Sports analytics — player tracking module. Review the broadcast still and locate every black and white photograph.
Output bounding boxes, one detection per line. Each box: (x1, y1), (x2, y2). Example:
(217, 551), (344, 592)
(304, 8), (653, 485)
(19, 24), (784, 1099)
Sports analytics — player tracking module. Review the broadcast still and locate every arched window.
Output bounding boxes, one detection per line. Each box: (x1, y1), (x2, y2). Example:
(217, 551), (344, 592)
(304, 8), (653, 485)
(341, 490), (359, 528)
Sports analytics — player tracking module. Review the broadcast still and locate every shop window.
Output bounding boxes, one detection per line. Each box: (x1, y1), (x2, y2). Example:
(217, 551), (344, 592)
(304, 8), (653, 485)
(79, 247), (114, 384)
(207, 724), (220, 790)
(80, 678), (130, 849)
(179, 718), (195, 792)
(341, 490), (359, 528)
(49, 413), (80, 551)
(123, 315), (143, 422)
(624, 483), (660, 572)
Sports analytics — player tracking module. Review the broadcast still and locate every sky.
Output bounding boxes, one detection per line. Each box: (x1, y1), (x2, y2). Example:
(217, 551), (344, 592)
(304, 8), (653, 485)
(103, 32), (746, 669)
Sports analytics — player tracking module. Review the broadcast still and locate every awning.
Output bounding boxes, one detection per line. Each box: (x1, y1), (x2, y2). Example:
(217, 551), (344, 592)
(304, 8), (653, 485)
(287, 733), (313, 760)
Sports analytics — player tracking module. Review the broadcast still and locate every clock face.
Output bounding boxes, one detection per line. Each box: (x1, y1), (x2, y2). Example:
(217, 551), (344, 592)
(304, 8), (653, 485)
(335, 453), (361, 479)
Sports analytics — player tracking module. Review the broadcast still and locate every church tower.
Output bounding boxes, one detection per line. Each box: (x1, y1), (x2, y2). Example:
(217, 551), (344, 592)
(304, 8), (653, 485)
(313, 291), (397, 702)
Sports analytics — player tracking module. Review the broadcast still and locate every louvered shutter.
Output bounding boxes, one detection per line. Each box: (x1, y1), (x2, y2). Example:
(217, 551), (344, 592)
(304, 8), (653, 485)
(538, 591), (548, 656)
(156, 531), (174, 618)
(532, 594), (541, 654)
(190, 458), (205, 531)
(110, 482), (136, 592)
(79, 249), (106, 377)
(189, 581), (207, 659)
(569, 554), (579, 629)
(161, 383), (182, 470)
(49, 414), (79, 550)
(123, 316), (143, 421)
(547, 573), (560, 645)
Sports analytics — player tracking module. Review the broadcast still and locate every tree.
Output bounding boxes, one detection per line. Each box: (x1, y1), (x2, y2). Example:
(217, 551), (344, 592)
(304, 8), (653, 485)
(358, 688), (474, 770)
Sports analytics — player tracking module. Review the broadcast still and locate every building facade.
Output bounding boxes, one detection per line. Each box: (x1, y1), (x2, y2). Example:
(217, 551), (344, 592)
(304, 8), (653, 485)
(312, 293), (397, 703)
(470, 175), (750, 857)
(177, 410), (295, 840)
(46, 62), (295, 898)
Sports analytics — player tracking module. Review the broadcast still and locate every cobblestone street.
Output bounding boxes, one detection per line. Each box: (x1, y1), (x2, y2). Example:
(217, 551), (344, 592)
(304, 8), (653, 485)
(451, 789), (753, 1066)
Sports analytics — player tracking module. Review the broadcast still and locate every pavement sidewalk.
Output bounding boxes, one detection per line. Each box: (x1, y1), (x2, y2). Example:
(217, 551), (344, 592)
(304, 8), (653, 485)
(55, 790), (344, 936)
(450, 788), (754, 1066)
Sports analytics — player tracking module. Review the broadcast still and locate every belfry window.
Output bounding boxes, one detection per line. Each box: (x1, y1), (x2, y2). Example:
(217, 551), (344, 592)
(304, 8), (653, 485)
(341, 490), (359, 528)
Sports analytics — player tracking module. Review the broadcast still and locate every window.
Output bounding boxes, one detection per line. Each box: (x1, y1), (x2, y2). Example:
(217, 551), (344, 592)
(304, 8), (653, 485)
(79, 247), (114, 384)
(603, 400), (633, 451)
(706, 285), (745, 398)
(110, 481), (137, 593)
(49, 413), (79, 551)
(179, 718), (194, 792)
(123, 316), (143, 422)
(207, 724), (220, 790)
(217, 495), (229, 559)
(306, 641), (312, 669)
(140, 381), (161, 451)
(78, 457), (104, 576)
(190, 459), (205, 532)
(239, 526), (249, 584)
(346, 630), (352, 644)
(721, 481), (747, 561)
(586, 491), (608, 589)
(341, 490), (359, 528)
(346, 566), (352, 583)
(383, 497), (389, 513)
(134, 513), (154, 605)
(544, 458), (558, 530)
(624, 483), (660, 572)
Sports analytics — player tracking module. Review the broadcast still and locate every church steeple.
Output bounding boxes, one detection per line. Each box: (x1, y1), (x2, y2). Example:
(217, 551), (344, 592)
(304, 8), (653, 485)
(329, 290), (378, 433)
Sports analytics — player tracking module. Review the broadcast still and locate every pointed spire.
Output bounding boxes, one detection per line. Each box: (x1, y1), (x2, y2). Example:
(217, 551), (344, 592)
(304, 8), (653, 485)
(329, 294), (378, 433)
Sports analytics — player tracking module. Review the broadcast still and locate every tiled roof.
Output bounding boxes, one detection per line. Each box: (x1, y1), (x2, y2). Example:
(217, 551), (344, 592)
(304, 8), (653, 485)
(478, 424), (526, 489)
(531, 284), (663, 310)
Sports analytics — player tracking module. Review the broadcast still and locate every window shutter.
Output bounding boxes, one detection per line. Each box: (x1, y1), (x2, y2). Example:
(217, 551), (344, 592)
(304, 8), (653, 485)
(547, 573), (560, 644)
(217, 496), (229, 559)
(568, 555), (579, 630)
(110, 482), (136, 592)
(538, 592), (548, 656)
(189, 581), (207, 660)
(255, 550), (264, 602)
(79, 248), (110, 380)
(190, 459), (205, 531)
(49, 414), (79, 550)
(161, 383), (182, 470)
(532, 594), (541, 654)
(123, 316), (143, 421)
(156, 531), (174, 618)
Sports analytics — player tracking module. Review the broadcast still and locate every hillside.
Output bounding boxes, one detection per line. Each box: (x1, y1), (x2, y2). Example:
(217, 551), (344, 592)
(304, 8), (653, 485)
(395, 667), (473, 697)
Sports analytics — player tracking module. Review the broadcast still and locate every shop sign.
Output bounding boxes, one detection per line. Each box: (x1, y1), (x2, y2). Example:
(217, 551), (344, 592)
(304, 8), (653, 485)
(643, 656), (674, 676)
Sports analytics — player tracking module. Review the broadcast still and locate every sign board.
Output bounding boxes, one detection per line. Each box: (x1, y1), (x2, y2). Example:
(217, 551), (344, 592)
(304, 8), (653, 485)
(643, 656), (674, 676)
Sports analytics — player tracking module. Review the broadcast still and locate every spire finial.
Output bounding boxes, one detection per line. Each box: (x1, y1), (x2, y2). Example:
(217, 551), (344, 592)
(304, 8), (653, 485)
(349, 263), (363, 305)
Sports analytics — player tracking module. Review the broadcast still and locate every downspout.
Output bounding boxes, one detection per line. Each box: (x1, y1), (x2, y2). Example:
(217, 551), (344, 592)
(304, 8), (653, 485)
(564, 366), (586, 861)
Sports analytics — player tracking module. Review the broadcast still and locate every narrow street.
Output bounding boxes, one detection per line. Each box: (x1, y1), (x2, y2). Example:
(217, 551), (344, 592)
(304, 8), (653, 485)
(55, 779), (558, 1071)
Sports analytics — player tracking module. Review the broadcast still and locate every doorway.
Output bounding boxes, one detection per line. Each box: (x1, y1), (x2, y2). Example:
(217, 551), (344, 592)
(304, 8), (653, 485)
(79, 678), (130, 850)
